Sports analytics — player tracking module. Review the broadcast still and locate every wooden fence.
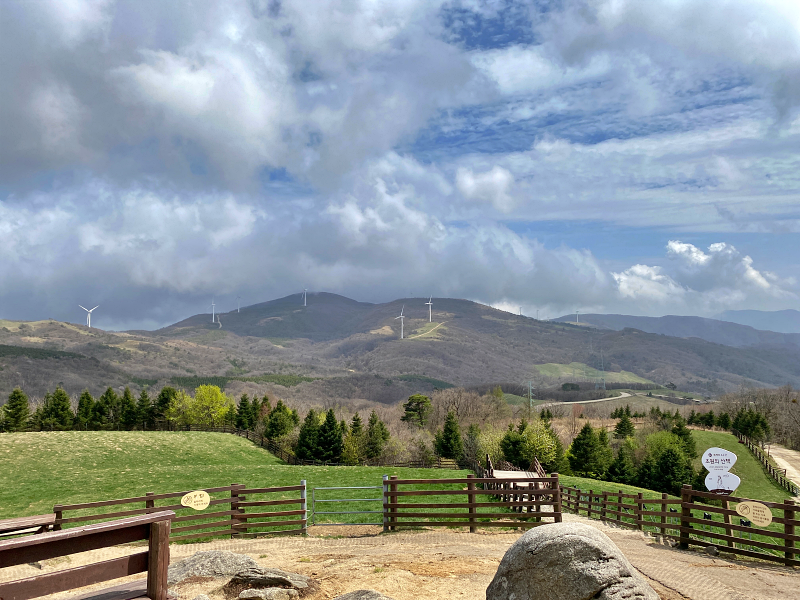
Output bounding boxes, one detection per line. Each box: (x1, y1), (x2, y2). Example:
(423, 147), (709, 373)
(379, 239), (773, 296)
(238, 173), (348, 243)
(732, 429), (799, 495)
(52, 482), (307, 542)
(560, 483), (799, 567)
(383, 473), (561, 532)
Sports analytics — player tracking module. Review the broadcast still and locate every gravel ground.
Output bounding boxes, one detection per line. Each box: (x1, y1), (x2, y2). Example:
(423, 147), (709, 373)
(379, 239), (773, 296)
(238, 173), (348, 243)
(3, 512), (798, 600)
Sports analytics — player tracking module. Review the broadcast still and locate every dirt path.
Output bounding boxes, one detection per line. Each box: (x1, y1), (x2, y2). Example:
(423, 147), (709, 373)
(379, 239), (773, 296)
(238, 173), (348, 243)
(407, 321), (447, 339)
(767, 444), (800, 498)
(10, 512), (799, 600)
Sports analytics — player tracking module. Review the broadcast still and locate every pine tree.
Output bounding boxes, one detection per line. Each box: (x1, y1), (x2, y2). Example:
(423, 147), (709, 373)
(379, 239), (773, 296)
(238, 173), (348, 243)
(75, 390), (94, 430)
(596, 427), (613, 474)
(435, 410), (463, 460)
(350, 413), (364, 436)
(3, 388), (30, 431)
(317, 409), (344, 462)
(607, 443), (637, 485)
(365, 410), (390, 460)
(154, 387), (178, 424)
(717, 412), (731, 430)
(614, 414), (636, 439)
(266, 400), (294, 439)
(568, 423), (605, 477)
(339, 419), (348, 437)
(654, 447), (693, 495)
(40, 387), (74, 431)
(401, 394), (431, 427)
(296, 409), (321, 460)
(137, 389), (153, 429)
(636, 456), (657, 490)
(687, 409), (697, 425)
(236, 394), (252, 429)
(92, 387), (118, 430)
(624, 404), (632, 417)
(120, 387), (138, 430)
(671, 418), (697, 458)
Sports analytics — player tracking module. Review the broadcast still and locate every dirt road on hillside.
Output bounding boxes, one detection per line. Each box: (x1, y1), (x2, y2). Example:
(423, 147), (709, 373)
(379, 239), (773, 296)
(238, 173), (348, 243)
(767, 444), (800, 498)
(10, 512), (799, 600)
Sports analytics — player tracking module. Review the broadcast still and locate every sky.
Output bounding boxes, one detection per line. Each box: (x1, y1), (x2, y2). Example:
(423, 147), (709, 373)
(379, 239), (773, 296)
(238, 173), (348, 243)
(1, 0), (800, 330)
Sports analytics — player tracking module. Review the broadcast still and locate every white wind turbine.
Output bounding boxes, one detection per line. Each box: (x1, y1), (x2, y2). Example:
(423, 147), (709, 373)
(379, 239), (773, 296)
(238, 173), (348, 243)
(425, 297), (433, 322)
(79, 305), (99, 328)
(395, 305), (405, 339)
(211, 299), (216, 323)
(303, 288), (307, 307)
(237, 295), (241, 313)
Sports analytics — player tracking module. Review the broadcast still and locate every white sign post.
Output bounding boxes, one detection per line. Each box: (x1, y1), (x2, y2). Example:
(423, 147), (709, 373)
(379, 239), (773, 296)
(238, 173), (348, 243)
(701, 447), (740, 494)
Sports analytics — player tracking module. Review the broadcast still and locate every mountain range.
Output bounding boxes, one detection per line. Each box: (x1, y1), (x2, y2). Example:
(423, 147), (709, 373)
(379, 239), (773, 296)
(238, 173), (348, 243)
(1, 294), (799, 404)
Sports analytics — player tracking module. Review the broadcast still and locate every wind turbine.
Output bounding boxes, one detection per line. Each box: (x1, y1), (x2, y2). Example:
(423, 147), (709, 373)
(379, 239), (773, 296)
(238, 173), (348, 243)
(79, 305), (99, 328)
(425, 297), (433, 322)
(395, 305), (405, 339)
(576, 309), (580, 324)
(303, 288), (307, 307)
(237, 296), (241, 313)
(211, 299), (216, 323)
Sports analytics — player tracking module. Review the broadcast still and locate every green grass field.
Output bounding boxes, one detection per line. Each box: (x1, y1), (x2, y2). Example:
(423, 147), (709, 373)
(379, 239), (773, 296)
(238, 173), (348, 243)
(532, 362), (653, 384)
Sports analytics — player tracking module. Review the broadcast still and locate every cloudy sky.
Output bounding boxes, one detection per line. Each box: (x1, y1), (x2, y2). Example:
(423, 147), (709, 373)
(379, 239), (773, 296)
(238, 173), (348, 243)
(2, 0), (800, 330)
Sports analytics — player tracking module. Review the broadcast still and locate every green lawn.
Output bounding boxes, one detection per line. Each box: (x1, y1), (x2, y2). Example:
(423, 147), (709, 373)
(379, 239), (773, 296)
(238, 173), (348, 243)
(691, 430), (791, 504)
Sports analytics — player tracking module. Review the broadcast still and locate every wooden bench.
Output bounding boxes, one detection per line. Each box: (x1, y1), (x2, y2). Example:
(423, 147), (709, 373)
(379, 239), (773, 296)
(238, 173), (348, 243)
(0, 510), (174, 600)
(0, 514), (55, 538)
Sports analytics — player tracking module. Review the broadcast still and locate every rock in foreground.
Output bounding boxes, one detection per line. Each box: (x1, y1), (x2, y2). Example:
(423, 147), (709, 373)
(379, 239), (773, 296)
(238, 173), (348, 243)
(168, 550), (261, 585)
(486, 523), (658, 600)
(333, 592), (396, 600)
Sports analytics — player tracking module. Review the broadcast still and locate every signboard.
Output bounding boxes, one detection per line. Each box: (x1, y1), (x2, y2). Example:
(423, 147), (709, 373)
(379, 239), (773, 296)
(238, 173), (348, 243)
(704, 471), (741, 495)
(701, 447), (737, 472)
(180, 490), (211, 511)
(736, 501), (773, 527)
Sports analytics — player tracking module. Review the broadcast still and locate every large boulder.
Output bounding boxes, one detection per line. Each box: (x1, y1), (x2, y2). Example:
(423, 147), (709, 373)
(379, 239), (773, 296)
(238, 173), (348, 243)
(239, 589), (300, 600)
(227, 566), (310, 590)
(486, 523), (659, 600)
(168, 551), (261, 585)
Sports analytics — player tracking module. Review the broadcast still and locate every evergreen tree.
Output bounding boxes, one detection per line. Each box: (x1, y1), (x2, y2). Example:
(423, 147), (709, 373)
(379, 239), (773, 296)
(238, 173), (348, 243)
(568, 423), (606, 477)
(365, 410), (390, 460)
(120, 387), (138, 430)
(296, 409), (321, 460)
(700, 410), (716, 429)
(636, 455), (657, 490)
(291, 408), (300, 427)
(732, 408), (770, 441)
(75, 390), (94, 430)
(236, 394), (253, 429)
(687, 409), (697, 425)
(401, 394), (432, 427)
(606, 442), (637, 484)
(596, 427), (614, 474)
(154, 387), (178, 424)
(40, 387), (74, 430)
(717, 412), (731, 430)
(137, 389), (154, 429)
(671, 418), (697, 458)
(317, 409), (344, 462)
(614, 414), (635, 439)
(624, 404), (632, 417)
(435, 410), (463, 460)
(350, 412), (364, 436)
(654, 447), (693, 495)
(3, 388), (30, 431)
(92, 387), (118, 430)
(265, 400), (294, 439)
(339, 419), (348, 437)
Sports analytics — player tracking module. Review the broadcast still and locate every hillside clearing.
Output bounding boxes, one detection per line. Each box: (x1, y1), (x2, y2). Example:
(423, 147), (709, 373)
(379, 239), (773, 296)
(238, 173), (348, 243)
(532, 362), (654, 383)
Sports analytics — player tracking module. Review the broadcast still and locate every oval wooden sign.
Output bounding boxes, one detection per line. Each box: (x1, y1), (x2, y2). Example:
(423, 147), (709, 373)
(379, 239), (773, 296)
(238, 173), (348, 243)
(701, 447), (737, 472)
(180, 490), (211, 511)
(736, 501), (773, 527)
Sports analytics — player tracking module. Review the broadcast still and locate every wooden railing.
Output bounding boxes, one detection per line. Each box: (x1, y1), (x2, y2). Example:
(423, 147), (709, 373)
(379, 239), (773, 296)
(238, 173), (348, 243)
(732, 429), (799, 495)
(560, 483), (799, 567)
(0, 510), (173, 600)
(53, 483), (307, 541)
(383, 474), (561, 533)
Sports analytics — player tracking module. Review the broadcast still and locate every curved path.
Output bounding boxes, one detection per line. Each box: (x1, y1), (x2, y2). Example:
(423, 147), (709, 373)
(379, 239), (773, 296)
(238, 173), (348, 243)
(407, 321), (447, 339)
(767, 444), (800, 499)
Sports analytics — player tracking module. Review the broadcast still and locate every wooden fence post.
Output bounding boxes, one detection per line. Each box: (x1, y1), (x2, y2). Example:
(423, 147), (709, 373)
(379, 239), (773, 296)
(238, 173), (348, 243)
(601, 492), (608, 522)
(785, 499), (795, 565)
(551, 474), (562, 523)
(145, 492), (155, 514)
(679, 484), (692, 550)
(230, 483), (244, 538)
(467, 474), (476, 533)
(147, 518), (171, 600)
(636, 493), (643, 531)
(722, 498), (733, 547)
(660, 493), (667, 538)
(390, 476), (398, 531)
(53, 506), (63, 532)
(300, 480), (308, 535)
(587, 490), (593, 519)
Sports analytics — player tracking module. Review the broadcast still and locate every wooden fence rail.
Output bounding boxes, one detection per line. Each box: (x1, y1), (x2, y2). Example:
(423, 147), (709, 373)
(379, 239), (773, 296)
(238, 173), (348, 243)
(0, 510), (173, 600)
(559, 483), (799, 567)
(52, 482), (307, 541)
(731, 429), (799, 495)
(383, 474), (561, 532)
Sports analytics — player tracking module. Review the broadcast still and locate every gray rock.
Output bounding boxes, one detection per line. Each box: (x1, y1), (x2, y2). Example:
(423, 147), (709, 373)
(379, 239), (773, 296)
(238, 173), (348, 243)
(228, 566), (310, 590)
(168, 550), (260, 584)
(333, 592), (396, 600)
(486, 522), (659, 600)
(191, 596), (211, 600)
(240, 589), (300, 600)
(705, 545), (719, 556)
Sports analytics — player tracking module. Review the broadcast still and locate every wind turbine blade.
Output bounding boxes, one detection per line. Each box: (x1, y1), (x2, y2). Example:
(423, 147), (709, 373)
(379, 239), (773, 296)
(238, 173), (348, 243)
(90, 306), (99, 312)
(79, 305), (88, 311)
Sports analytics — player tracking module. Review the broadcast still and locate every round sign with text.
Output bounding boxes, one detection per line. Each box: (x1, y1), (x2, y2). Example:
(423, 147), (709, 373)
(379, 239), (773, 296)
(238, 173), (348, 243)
(701, 447), (737, 472)
(704, 471), (741, 494)
(180, 490), (211, 511)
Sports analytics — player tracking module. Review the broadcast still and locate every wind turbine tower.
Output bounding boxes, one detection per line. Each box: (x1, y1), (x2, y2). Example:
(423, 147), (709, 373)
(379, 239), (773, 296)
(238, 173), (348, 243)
(303, 289), (307, 307)
(211, 299), (216, 323)
(237, 295), (241, 313)
(425, 297), (433, 322)
(79, 305), (99, 328)
(395, 305), (405, 339)
(576, 309), (580, 324)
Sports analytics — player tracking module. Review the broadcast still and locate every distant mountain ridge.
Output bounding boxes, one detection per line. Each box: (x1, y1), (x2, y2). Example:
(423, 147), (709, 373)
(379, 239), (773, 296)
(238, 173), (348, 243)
(551, 313), (800, 348)
(715, 309), (800, 334)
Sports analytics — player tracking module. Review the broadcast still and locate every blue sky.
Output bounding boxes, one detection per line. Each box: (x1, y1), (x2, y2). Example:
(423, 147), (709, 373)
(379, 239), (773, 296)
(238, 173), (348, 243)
(1, 0), (799, 329)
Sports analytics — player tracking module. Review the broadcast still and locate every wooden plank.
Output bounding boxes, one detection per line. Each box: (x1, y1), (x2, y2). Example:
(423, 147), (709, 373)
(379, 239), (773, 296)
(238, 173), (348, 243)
(60, 578), (150, 600)
(241, 510), (306, 520)
(385, 512), (550, 519)
(385, 501), (556, 509)
(0, 514), (55, 534)
(237, 499), (302, 507)
(236, 519), (306, 529)
(239, 485), (305, 494)
(147, 519), (170, 600)
(0, 512), (174, 569)
(675, 526), (795, 552)
(233, 528), (306, 539)
(171, 510), (237, 524)
(60, 498), (239, 526)
(391, 521), (551, 528)
(170, 519), (237, 534)
(389, 477), (556, 485)
(390, 489), (555, 497)
(680, 516), (800, 541)
(0, 552), (148, 600)
(54, 487), (234, 511)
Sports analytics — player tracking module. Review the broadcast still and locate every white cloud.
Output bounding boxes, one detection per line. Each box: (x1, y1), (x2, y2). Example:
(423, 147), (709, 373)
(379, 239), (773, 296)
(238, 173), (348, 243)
(455, 165), (515, 211)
